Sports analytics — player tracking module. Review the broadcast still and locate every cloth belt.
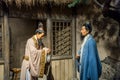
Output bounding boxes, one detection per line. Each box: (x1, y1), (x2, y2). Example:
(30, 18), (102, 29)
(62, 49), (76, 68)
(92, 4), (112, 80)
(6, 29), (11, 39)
(39, 50), (46, 78)
(23, 56), (29, 61)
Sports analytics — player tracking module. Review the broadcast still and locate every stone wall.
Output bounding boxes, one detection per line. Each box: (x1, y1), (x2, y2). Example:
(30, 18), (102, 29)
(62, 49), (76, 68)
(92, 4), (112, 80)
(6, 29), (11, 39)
(76, 4), (120, 79)
(100, 57), (120, 80)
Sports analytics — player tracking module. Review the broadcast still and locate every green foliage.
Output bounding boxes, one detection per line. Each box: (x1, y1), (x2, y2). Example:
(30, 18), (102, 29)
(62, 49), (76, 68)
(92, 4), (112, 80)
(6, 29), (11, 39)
(82, 0), (89, 4)
(68, 0), (89, 8)
(68, 0), (80, 8)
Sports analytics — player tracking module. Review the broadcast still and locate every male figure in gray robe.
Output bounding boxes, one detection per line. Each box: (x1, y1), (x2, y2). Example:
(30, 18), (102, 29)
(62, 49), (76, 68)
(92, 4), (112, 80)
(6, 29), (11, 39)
(20, 28), (50, 80)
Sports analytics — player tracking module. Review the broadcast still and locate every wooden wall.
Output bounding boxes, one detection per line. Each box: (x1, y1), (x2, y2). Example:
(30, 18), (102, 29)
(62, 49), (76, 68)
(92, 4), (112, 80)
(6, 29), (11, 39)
(0, 12), (4, 80)
(51, 59), (73, 80)
(9, 18), (37, 68)
(1, 5), (75, 79)
(0, 64), (4, 80)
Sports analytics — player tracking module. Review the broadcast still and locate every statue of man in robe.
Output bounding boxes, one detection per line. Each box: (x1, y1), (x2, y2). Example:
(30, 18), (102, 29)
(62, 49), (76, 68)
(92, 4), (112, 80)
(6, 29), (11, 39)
(76, 22), (102, 80)
(20, 24), (50, 80)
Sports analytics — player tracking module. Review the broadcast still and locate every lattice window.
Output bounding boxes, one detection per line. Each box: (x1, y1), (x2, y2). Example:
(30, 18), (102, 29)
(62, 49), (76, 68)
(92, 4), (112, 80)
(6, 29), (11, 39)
(0, 25), (2, 58)
(52, 20), (72, 56)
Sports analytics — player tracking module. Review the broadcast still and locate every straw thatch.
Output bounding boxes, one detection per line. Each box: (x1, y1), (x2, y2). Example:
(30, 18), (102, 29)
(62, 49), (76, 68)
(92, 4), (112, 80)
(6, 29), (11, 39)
(5, 0), (73, 7)
(2, 0), (93, 9)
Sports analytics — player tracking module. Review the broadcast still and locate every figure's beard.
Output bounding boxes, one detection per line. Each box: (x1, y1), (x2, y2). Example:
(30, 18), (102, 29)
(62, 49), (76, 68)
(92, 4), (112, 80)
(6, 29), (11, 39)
(80, 34), (85, 41)
(38, 39), (43, 46)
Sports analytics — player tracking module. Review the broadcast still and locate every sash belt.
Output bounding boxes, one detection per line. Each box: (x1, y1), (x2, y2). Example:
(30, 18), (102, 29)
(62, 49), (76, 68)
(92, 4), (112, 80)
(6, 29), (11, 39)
(23, 56), (29, 61)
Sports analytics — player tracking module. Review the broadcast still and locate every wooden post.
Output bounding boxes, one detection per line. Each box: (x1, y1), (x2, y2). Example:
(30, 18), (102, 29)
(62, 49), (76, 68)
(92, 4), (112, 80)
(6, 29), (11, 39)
(3, 11), (10, 80)
(72, 7), (78, 80)
(47, 17), (51, 49)
(46, 9), (52, 80)
(118, 22), (120, 47)
(46, 3), (52, 51)
(72, 17), (78, 80)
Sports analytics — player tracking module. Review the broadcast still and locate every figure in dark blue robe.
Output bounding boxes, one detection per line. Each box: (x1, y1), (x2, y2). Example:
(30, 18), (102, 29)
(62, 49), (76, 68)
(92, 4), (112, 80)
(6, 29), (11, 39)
(77, 22), (102, 80)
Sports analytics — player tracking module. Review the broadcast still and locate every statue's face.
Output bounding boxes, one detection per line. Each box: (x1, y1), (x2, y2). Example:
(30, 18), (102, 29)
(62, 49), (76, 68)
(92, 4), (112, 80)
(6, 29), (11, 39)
(80, 26), (89, 36)
(37, 33), (44, 39)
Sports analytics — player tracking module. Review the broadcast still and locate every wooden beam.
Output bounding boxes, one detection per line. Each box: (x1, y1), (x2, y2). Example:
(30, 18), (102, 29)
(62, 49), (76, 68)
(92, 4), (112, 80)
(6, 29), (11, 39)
(46, 1), (52, 49)
(71, 6), (78, 80)
(118, 23), (120, 47)
(46, 16), (51, 50)
(52, 56), (72, 60)
(3, 11), (10, 80)
(72, 13), (77, 80)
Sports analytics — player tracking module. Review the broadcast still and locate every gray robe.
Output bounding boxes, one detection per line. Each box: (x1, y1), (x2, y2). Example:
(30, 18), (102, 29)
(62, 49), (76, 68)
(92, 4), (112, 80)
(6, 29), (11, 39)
(20, 36), (47, 80)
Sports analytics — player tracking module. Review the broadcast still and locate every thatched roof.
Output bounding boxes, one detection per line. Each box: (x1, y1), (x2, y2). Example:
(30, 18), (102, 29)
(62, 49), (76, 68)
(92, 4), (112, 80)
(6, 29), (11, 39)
(4, 0), (92, 7)
(5, 0), (73, 6)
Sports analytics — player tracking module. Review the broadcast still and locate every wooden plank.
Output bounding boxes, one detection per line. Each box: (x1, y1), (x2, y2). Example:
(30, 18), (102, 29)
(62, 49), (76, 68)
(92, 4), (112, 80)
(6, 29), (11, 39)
(2, 22), (4, 60)
(72, 17), (77, 79)
(47, 17), (51, 49)
(51, 61), (56, 80)
(0, 24), (2, 58)
(56, 60), (60, 80)
(52, 59), (74, 80)
(3, 12), (10, 80)
(0, 65), (4, 80)
(60, 60), (65, 80)
(68, 59), (70, 80)
(69, 59), (73, 80)
(65, 59), (69, 80)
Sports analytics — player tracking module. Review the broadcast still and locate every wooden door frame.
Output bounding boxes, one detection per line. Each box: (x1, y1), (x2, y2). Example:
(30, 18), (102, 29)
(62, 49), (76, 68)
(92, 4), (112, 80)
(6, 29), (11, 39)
(50, 19), (73, 60)
(49, 18), (77, 79)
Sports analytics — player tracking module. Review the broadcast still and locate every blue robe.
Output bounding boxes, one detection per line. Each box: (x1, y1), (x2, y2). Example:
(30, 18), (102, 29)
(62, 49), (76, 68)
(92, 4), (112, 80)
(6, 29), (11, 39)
(78, 35), (102, 80)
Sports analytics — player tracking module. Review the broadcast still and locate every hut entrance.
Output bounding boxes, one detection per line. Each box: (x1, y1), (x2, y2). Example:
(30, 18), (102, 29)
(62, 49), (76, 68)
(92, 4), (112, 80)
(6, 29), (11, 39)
(9, 18), (46, 79)
(51, 19), (74, 80)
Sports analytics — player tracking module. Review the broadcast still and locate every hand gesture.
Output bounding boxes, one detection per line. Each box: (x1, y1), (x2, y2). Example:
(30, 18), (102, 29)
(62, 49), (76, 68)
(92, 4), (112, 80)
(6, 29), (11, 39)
(43, 47), (51, 54)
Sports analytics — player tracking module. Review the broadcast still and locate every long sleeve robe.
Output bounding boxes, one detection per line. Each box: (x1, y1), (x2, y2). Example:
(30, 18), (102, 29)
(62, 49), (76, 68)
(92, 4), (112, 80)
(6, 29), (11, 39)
(78, 35), (102, 80)
(20, 36), (47, 80)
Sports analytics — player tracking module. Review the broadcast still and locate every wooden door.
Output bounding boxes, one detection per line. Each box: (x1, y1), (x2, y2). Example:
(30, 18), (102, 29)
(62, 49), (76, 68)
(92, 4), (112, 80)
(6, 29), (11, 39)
(51, 19), (74, 80)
